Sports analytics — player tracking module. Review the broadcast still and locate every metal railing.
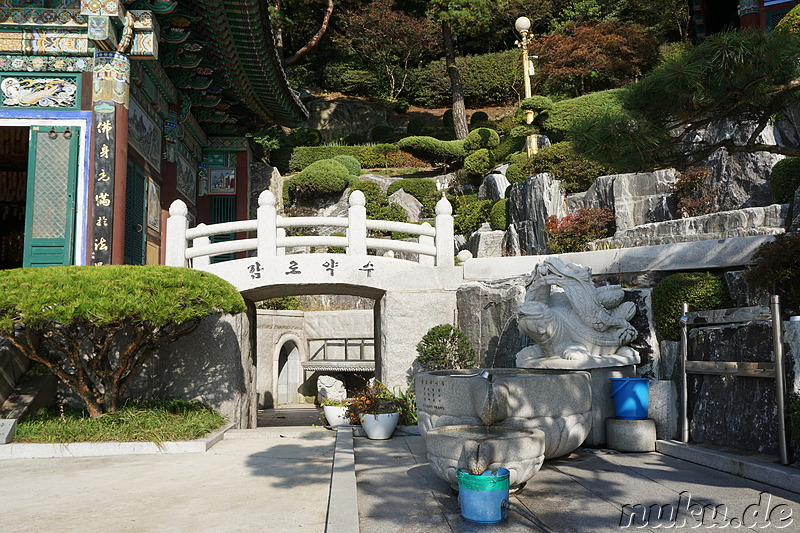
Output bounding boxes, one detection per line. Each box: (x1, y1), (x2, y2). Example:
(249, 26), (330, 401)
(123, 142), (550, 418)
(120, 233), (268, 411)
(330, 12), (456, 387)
(679, 296), (789, 465)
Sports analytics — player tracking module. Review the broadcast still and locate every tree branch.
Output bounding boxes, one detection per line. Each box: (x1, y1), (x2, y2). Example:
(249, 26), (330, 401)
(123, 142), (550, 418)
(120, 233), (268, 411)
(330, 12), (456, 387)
(284, 0), (333, 66)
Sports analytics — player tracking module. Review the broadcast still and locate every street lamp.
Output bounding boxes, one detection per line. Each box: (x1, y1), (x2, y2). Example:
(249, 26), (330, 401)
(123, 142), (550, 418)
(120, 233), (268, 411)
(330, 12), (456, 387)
(515, 16), (538, 157)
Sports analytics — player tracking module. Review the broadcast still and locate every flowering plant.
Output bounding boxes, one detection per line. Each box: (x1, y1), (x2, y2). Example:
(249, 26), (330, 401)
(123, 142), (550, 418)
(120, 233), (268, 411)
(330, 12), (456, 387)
(345, 379), (399, 422)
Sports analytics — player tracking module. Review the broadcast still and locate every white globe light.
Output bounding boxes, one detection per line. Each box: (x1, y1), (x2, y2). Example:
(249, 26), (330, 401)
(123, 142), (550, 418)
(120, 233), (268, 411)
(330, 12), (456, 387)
(515, 16), (531, 34)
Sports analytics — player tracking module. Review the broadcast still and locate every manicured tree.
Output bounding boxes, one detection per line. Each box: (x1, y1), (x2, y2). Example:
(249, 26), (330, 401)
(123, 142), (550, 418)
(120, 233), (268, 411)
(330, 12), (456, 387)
(416, 324), (478, 371)
(0, 266), (246, 417)
(571, 30), (800, 172)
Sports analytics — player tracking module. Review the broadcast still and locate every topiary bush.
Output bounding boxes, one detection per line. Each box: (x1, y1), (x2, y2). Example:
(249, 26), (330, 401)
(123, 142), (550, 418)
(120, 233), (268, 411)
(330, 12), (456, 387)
(470, 111), (489, 124)
(463, 149), (495, 183)
(745, 232), (800, 314)
(769, 157), (800, 204)
(489, 198), (508, 230)
(289, 146), (427, 172)
(442, 109), (454, 128)
(529, 142), (611, 193)
(652, 272), (733, 341)
(775, 4), (800, 33)
(349, 180), (388, 216)
(454, 199), (494, 236)
(506, 152), (531, 183)
(406, 117), (425, 135)
(387, 178), (440, 216)
(286, 159), (350, 204)
(415, 324), (478, 371)
(332, 154), (362, 177)
(369, 124), (396, 143)
(464, 127), (501, 152)
(543, 88), (627, 142)
(0, 266), (246, 417)
(396, 136), (466, 167)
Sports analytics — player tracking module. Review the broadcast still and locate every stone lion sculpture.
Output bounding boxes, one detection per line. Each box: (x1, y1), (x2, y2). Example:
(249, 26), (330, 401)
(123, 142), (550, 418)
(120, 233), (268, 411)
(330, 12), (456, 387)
(515, 257), (639, 368)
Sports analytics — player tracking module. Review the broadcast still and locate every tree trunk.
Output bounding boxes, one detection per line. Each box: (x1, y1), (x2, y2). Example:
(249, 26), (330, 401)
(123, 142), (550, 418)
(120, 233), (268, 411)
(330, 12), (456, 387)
(442, 20), (468, 140)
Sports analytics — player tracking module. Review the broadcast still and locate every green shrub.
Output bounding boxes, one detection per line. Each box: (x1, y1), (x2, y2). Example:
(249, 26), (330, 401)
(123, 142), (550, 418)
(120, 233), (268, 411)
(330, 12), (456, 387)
(464, 127), (501, 152)
(769, 157), (800, 203)
(442, 109), (454, 128)
(506, 151), (531, 183)
(288, 145), (426, 172)
(470, 111), (489, 124)
(454, 199), (493, 236)
(288, 127), (322, 147)
(286, 159), (350, 203)
(350, 180), (388, 216)
(521, 95), (556, 115)
(396, 136), (466, 166)
(322, 62), (383, 95)
(259, 297), (302, 310)
(775, 4), (800, 33)
(418, 126), (456, 140)
(543, 89), (627, 142)
(494, 135), (526, 164)
(489, 199), (508, 230)
(408, 49), (520, 107)
(745, 233), (800, 313)
(407, 117), (425, 135)
(652, 272), (733, 341)
(463, 149), (495, 183)
(415, 324), (478, 371)
(370, 124), (396, 143)
(387, 178), (439, 215)
(529, 142), (611, 193)
(332, 154), (362, 177)
(327, 231), (347, 254)
(344, 132), (368, 145)
(544, 207), (615, 253)
(0, 266), (245, 416)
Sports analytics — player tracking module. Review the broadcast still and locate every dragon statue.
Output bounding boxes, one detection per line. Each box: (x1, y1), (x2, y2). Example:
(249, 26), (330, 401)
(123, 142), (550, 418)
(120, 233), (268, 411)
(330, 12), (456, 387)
(515, 257), (639, 368)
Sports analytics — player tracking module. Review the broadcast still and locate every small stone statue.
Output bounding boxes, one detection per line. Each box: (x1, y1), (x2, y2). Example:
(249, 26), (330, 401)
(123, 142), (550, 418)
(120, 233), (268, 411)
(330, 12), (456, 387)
(515, 257), (639, 368)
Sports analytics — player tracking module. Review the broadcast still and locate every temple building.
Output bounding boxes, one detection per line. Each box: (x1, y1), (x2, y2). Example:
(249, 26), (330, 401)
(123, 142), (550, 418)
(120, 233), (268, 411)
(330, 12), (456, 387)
(0, 0), (306, 269)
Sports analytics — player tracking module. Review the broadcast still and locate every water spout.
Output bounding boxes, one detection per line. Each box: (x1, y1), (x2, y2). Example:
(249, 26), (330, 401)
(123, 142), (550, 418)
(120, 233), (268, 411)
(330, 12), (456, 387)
(449, 369), (491, 380)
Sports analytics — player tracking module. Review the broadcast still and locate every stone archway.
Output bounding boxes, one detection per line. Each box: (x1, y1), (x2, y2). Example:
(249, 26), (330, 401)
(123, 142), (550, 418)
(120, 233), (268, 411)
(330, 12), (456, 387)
(273, 335), (304, 405)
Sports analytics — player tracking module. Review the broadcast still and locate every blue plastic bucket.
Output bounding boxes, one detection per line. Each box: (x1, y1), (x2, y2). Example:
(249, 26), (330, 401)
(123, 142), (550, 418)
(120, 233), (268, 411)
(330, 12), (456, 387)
(609, 378), (651, 419)
(457, 468), (510, 523)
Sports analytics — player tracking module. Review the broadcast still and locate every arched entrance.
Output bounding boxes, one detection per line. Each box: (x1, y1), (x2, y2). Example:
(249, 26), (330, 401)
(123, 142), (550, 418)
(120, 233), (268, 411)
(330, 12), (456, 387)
(274, 336), (302, 405)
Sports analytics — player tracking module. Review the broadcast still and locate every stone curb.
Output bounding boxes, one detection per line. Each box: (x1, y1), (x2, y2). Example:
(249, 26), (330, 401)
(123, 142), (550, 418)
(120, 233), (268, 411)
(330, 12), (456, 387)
(0, 422), (235, 460)
(224, 426), (332, 439)
(326, 427), (360, 533)
(656, 440), (800, 494)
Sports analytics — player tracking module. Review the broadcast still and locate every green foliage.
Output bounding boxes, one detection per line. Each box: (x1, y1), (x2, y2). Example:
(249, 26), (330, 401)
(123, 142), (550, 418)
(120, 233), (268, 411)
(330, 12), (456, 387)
(350, 180), (388, 216)
(442, 109), (454, 128)
(415, 324), (478, 371)
(652, 272), (732, 341)
(745, 233), (800, 313)
(454, 199), (494, 236)
(396, 136), (466, 166)
(528, 142), (611, 193)
(346, 380), (399, 417)
(15, 398), (226, 443)
(370, 124), (396, 143)
(494, 135), (526, 164)
(542, 88), (627, 142)
(769, 157), (800, 204)
(392, 383), (418, 426)
(470, 111), (489, 124)
(288, 127), (322, 147)
(407, 117), (425, 135)
(327, 231), (347, 254)
(387, 178), (440, 215)
(463, 149), (495, 183)
(776, 5), (800, 34)
(489, 198), (509, 230)
(408, 49), (521, 107)
(0, 266), (244, 334)
(285, 159), (350, 204)
(544, 207), (615, 253)
(521, 95), (556, 115)
(332, 154), (362, 177)
(258, 297), (302, 311)
(372, 203), (409, 224)
(322, 63), (384, 96)
(288, 145), (426, 172)
(464, 127), (501, 152)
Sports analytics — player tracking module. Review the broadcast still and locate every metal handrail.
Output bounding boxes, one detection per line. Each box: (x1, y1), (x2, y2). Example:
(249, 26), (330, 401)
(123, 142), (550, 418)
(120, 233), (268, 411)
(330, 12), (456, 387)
(307, 337), (374, 362)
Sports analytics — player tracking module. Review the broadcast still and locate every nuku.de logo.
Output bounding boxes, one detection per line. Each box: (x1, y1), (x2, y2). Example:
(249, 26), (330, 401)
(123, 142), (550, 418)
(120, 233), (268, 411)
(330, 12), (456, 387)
(620, 491), (793, 529)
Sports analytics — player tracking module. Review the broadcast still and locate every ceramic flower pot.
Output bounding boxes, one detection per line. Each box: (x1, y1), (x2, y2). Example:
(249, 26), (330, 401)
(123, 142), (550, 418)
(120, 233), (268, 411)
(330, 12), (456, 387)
(359, 412), (399, 440)
(323, 405), (350, 426)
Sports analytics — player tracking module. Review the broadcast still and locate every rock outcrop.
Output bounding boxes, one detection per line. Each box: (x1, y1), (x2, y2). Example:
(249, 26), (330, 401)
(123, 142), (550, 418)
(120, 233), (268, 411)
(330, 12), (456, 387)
(508, 173), (565, 255)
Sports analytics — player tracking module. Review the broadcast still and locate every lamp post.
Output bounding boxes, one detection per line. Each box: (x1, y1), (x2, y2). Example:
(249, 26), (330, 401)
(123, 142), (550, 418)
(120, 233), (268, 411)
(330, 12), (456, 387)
(515, 16), (538, 157)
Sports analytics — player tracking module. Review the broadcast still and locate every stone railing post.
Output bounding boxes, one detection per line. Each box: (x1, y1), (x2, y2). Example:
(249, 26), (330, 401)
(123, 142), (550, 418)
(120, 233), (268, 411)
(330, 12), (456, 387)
(257, 190), (277, 258)
(276, 216), (286, 256)
(192, 223), (210, 269)
(419, 222), (434, 266)
(165, 199), (188, 267)
(348, 190), (367, 256)
(435, 195), (454, 267)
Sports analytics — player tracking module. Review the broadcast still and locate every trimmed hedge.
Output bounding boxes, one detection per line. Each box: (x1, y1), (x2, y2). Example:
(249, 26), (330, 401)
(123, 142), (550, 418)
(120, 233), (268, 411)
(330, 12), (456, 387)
(285, 159), (350, 203)
(396, 136), (466, 166)
(529, 142), (610, 193)
(463, 149), (495, 182)
(489, 198), (508, 230)
(651, 272), (732, 341)
(289, 145), (427, 172)
(470, 111), (489, 124)
(387, 178), (440, 215)
(464, 128), (501, 152)
(332, 154), (362, 177)
(415, 324), (478, 371)
(769, 157), (800, 203)
(542, 89), (627, 142)
(350, 180), (387, 216)
(454, 199), (494, 236)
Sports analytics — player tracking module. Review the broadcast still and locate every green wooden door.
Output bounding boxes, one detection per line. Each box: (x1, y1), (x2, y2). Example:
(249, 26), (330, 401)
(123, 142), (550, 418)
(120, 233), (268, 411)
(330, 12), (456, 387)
(124, 162), (146, 265)
(23, 125), (80, 268)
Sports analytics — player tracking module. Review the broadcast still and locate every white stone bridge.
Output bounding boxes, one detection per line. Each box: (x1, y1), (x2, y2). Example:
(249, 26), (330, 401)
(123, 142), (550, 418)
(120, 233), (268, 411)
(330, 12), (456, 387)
(165, 190), (464, 387)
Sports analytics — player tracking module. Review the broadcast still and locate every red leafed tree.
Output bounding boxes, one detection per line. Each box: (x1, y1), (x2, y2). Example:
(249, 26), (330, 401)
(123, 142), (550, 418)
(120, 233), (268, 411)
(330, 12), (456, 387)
(334, 1), (440, 100)
(534, 20), (659, 96)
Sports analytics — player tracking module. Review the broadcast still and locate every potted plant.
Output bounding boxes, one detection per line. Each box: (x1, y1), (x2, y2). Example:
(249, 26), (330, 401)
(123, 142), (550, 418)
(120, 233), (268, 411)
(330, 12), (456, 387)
(321, 398), (351, 426)
(347, 380), (400, 440)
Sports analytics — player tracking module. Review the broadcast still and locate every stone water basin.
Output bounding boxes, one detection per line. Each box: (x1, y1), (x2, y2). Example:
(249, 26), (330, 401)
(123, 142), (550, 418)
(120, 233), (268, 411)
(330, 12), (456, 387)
(415, 369), (592, 460)
(425, 425), (546, 490)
